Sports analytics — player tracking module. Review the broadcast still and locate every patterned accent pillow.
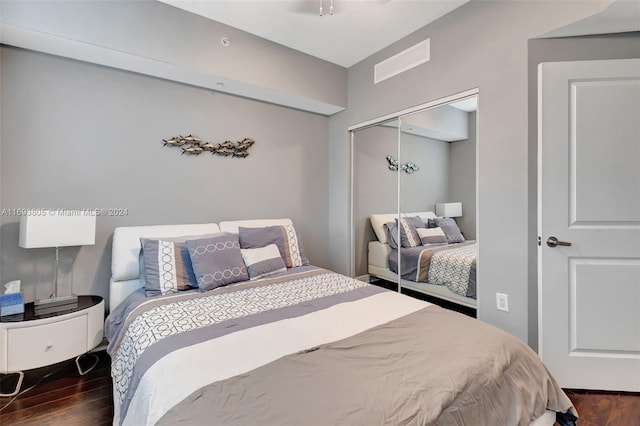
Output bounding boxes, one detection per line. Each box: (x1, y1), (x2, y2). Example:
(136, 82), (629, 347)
(433, 217), (465, 244)
(139, 233), (224, 297)
(416, 227), (449, 247)
(238, 225), (309, 268)
(140, 238), (199, 297)
(241, 244), (287, 280)
(395, 216), (424, 248)
(186, 234), (249, 292)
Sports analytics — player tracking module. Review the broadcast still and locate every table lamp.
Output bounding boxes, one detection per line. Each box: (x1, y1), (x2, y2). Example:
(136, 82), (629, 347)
(435, 202), (463, 218)
(19, 210), (96, 313)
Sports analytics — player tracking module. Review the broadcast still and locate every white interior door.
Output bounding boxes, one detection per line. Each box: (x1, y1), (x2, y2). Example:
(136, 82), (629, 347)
(538, 58), (640, 392)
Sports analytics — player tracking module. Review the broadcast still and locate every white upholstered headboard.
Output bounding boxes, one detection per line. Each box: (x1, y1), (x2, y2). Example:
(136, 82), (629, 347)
(109, 222), (221, 312)
(218, 218), (294, 234)
(369, 211), (437, 244)
(108, 219), (298, 312)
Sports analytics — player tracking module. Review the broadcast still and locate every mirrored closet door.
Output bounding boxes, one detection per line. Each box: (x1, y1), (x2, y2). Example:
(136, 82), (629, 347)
(351, 91), (478, 311)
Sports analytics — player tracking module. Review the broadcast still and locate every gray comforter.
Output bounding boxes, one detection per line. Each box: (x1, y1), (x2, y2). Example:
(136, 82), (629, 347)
(159, 304), (574, 426)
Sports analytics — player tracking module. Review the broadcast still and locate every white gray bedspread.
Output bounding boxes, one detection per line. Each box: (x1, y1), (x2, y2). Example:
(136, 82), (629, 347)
(105, 265), (575, 426)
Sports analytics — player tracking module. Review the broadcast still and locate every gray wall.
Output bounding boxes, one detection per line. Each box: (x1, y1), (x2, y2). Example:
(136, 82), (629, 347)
(449, 111), (476, 240)
(352, 125), (398, 277)
(400, 133), (450, 214)
(526, 32), (640, 349)
(0, 46), (330, 307)
(329, 1), (610, 344)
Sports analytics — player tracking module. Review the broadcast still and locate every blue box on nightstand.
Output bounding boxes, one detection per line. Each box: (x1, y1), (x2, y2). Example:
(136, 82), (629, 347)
(0, 293), (25, 316)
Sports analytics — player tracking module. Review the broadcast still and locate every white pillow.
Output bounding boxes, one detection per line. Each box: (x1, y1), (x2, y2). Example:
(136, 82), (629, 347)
(416, 227), (448, 247)
(241, 244), (286, 280)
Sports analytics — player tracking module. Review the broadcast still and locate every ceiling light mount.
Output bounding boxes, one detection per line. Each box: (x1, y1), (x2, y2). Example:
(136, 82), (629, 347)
(319, 0), (334, 16)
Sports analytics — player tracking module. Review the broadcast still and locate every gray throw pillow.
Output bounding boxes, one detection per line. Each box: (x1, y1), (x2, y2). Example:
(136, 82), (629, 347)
(433, 217), (465, 244)
(395, 216), (423, 248)
(140, 238), (198, 297)
(238, 225), (309, 268)
(139, 233), (224, 297)
(241, 244), (287, 280)
(416, 227), (449, 247)
(186, 234), (249, 292)
(384, 221), (399, 249)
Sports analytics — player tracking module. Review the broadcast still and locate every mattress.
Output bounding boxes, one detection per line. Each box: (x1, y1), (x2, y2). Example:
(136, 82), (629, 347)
(368, 240), (391, 268)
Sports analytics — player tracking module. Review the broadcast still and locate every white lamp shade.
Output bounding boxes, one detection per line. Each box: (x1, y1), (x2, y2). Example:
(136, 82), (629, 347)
(435, 202), (462, 218)
(19, 210), (96, 248)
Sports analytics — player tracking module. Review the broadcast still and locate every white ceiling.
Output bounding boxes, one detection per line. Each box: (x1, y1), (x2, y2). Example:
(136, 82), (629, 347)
(159, 0), (469, 68)
(539, 0), (640, 38)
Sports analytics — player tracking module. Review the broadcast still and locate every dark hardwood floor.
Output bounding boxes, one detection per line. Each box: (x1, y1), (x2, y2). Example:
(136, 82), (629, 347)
(560, 389), (640, 426)
(1, 351), (638, 425)
(0, 351), (113, 426)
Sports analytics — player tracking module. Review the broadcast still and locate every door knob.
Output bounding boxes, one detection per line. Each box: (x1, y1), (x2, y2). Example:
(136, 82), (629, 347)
(546, 236), (572, 248)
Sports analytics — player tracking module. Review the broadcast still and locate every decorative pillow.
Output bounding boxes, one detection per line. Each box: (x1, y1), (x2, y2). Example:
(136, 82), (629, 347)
(425, 218), (438, 228)
(186, 234), (249, 292)
(416, 227), (448, 247)
(139, 233), (224, 297)
(384, 221), (399, 249)
(407, 215), (426, 230)
(395, 216), (424, 248)
(138, 250), (146, 289)
(238, 225), (309, 268)
(140, 238), (199, 297)
(241, 244), (287, 280)
(433, 217), (465, 244)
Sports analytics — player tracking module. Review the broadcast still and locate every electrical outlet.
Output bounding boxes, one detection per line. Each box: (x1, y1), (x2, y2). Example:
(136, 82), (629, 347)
(496, 293), (509, 312)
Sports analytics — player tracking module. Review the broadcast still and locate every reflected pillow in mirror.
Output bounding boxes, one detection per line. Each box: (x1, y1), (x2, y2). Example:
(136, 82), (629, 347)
(416, 227), (448, 247)
(397, 216), (424, 248)
(433, 217), (465, 244)
(384, 221), (399, 249)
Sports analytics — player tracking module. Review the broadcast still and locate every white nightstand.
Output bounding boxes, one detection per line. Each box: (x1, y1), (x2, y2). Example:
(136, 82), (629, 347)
(0, 295), (104, 397)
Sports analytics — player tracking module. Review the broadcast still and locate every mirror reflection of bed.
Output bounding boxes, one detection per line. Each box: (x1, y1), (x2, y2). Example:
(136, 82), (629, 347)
(351, 93), (478, 315)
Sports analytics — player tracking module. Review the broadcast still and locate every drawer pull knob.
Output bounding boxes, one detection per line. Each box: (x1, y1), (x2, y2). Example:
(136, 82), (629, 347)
(45, 344), (53, 351)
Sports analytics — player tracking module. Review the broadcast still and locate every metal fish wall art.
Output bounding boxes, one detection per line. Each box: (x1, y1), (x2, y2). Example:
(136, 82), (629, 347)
(386, 155), (419, 174)
(162, 135), (255, 158)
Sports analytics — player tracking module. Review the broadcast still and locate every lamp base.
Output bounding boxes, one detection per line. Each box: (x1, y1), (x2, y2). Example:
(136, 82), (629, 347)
(34, 294), (78, 315)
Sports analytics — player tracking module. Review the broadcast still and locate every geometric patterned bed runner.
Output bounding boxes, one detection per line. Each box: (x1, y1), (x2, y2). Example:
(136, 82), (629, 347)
(428, 244), (477, 296)
(112, 272), (368, 404)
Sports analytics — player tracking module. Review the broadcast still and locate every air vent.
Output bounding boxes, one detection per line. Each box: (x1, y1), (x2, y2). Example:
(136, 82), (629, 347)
(374, 38), (430, 84)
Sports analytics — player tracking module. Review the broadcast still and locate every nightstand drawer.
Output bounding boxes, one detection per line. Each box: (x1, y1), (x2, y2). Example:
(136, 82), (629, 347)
(7, 316), (88, 371)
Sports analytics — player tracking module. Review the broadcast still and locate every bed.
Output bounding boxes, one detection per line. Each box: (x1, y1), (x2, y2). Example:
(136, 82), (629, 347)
(105, 218), (576, 426)
(368, 212), (477, 309)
